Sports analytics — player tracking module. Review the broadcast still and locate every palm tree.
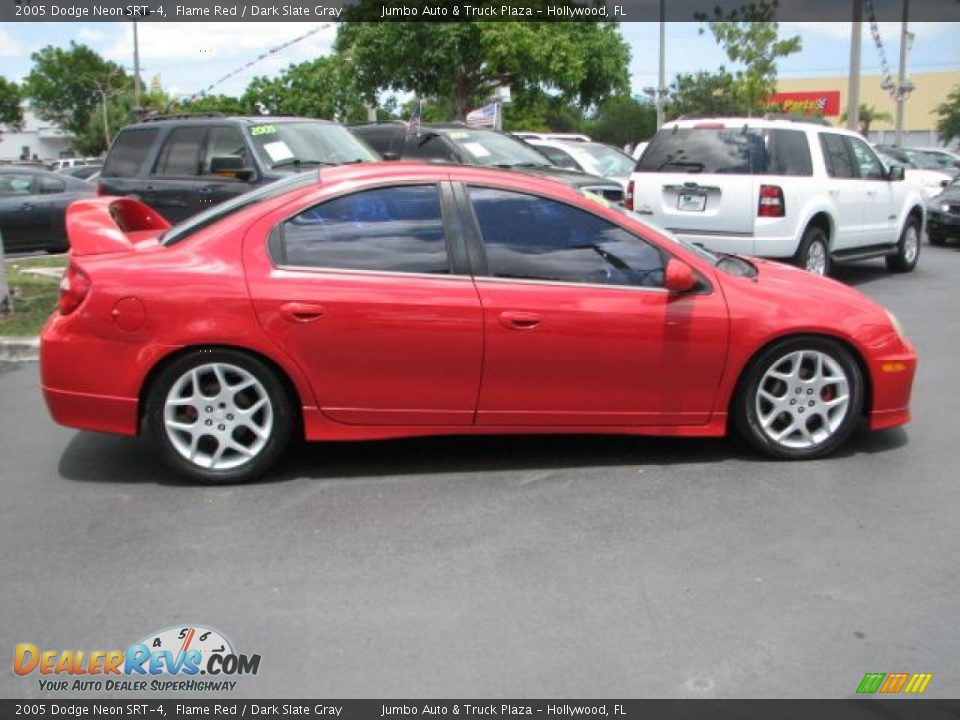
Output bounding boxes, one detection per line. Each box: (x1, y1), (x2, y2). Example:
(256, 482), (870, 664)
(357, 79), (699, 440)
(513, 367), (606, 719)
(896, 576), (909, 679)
(840, 104), (893, 137)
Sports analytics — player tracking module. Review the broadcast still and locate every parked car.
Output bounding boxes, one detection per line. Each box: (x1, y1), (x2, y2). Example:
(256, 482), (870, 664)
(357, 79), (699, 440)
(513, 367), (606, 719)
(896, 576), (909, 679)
(874, 149), (951, 200)
(525, 138), (635, 191)
(0, 167), (95, 253)
(41, 163), (916, 482)
(876, 145), (959, 177)
(927, 177), (960, 246)
(99, 114), (379, 223)
(628, 116), (926, 276)
(512, 132), (592, 143)
(49, 158), (101, 171)
(350, 122), (624, 202)
(56, 164), (103, 180)
(908, 147), (960, 172)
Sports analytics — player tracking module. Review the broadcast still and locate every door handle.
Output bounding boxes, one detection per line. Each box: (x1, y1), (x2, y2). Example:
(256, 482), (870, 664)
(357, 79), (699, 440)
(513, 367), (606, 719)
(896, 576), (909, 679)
(280, 302), (326, 322)
(198, 186), (214, 194)
(499, 311), (541, 330)
(866, 190), (877, 197)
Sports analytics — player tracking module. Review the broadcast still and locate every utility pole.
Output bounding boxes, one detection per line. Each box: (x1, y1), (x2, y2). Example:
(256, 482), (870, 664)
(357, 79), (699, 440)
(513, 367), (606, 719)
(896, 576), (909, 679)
(656, 0), (666, 130)
(846, 0), (862, 132)
(894, 0), (910, 147)
(132, 21), (142, 117)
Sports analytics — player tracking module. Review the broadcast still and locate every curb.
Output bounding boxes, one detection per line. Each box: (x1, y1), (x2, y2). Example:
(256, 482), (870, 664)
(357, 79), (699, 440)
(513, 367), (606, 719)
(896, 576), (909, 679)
(0, 336), (39, 362)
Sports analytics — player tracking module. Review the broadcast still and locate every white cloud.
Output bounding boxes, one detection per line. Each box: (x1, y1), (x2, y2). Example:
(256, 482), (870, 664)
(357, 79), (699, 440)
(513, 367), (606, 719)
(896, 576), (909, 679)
(0, 27), (26, 57)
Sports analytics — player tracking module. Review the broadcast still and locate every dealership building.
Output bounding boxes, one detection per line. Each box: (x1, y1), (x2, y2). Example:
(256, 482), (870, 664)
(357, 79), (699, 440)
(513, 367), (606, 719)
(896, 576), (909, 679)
(773, 69), (960, 148)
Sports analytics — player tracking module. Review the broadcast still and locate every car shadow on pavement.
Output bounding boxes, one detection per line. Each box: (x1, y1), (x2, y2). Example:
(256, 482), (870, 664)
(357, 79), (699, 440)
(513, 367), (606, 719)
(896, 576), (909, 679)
(831, 261), (899, 288)
(56, 424), (909, 486)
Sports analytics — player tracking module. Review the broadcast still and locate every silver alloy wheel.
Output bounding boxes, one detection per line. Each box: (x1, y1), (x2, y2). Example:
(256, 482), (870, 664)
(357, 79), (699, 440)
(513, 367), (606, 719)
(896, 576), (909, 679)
(903, 224), (919, 264)
(805, 239), (827, 275)
(163, 363), (273, 470)
(755, 350), (850, 450)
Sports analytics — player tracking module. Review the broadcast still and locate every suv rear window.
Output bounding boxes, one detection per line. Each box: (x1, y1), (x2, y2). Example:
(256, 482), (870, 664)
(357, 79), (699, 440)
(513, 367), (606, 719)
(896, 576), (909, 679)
(103, 128), (159, 178)
(637, 127), (812, 176)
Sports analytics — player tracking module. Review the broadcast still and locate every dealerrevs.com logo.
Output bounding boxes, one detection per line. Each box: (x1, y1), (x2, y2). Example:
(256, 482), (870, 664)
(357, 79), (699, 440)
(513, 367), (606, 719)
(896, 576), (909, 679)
(13, 625), (261, 692)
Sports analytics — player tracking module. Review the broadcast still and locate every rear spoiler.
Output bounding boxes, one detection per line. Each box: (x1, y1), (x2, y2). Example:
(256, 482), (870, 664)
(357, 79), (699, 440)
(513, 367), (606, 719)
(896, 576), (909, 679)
(66, 196), (171, 256)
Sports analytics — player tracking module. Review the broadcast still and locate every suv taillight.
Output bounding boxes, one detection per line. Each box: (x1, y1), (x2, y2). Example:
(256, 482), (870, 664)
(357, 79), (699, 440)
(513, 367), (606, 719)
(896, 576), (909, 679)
(95, 181), (106, 196)
(625, 179), (635, 211)
(758, 184), (785, 217)
(58, 264), (90, 316)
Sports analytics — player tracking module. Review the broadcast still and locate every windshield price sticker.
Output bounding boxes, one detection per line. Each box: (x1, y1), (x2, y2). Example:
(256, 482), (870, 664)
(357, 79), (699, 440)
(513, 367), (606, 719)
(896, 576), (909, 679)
(250, 125), (277, 137)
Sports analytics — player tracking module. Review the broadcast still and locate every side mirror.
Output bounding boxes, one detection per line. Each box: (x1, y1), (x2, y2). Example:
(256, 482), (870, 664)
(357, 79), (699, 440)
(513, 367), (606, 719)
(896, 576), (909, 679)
(887, 165), (905, 182)
(210, 156), (254, 181)
(941, 179), (950, 188)
(664, 258), (697, 293)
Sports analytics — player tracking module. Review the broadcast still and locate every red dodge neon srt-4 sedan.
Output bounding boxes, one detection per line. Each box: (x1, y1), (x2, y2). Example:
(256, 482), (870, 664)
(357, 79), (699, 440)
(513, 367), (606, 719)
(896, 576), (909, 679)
(40, 163), (917, 483)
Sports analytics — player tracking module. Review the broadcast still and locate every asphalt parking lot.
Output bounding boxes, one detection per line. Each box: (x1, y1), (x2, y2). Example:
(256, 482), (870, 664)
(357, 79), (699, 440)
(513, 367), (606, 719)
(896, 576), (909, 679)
(1, 243), (958, 700)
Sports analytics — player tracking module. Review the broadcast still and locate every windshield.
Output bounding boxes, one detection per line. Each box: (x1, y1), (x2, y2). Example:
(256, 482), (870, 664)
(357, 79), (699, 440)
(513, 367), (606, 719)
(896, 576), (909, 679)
(162, 173), (314, 246)
(443, 129), (552, 168)
(247, 122), (378, 168)
(566, 143), (635, 177)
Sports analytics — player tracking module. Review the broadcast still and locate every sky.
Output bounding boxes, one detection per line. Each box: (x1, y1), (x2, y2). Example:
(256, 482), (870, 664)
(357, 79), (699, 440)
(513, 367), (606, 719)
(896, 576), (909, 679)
(0, 21), (958, 103)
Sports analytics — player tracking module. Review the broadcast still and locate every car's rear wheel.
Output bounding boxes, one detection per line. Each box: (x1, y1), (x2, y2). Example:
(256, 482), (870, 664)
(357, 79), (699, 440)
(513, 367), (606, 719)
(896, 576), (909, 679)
(886, 217), (921, 272)
(734, 337), (864, 460)
(794, 225), (830, 276)
(145, 349), (294, 483)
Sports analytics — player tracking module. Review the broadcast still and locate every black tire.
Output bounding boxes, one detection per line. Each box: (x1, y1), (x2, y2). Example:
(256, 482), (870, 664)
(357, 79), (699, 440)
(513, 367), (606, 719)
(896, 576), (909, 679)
(886, 216), (921, 272)
(145, 348), (294, 483)
(733, 337), (864, 461)
(793, 225), (831, 276)
(928, 230), (946, 247)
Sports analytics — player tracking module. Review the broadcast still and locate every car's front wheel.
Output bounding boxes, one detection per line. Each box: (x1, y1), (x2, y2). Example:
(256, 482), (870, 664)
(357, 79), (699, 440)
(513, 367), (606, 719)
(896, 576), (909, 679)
(145, 349), (294, 483)
(886, 217), (921, 272)
(734, 338), (864, 460)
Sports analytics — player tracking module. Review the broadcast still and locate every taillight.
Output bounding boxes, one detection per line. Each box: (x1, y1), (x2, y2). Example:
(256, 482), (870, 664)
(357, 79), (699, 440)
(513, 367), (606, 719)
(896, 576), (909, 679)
(96, 181), (105, 196)
(625, 179), (635, 211)
(58, 264), (91, 315)
(758, 184), (785, 217)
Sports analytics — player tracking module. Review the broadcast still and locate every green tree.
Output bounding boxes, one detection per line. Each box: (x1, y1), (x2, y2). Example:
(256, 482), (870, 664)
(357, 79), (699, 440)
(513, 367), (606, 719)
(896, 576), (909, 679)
(23, 43), (130, 141)
(242, 55), (368, 122)
(696, 0), (801, 116)
(840, 103), (893, 136)
(0, 77), (23, 130)
(584, 95), (657, 147)
(665, 69), (743, 119)
(336, 15), (630, 120)
(175, 93), (252, 116)
(936, 86), (960, 144)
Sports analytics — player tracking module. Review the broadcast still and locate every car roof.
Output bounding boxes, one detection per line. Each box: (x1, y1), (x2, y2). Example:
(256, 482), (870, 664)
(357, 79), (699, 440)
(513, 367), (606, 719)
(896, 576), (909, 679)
(664, 116), (844, 133)
(123, 115), (338, 129)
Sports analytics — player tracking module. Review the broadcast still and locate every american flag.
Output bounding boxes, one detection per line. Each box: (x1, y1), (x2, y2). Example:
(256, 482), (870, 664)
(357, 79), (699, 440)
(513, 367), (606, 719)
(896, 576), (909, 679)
(465, 103), (498, 129)
(405, 100), (421, 139)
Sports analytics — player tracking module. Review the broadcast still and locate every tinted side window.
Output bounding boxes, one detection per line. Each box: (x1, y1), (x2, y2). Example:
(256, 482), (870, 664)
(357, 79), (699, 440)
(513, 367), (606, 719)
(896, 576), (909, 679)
(154, 127), (205, 177)
(352, 127), (402, 156)
(764, 129), (813, 176)
(280, 185), (449, 274)
(468, 187), (664, 288)
(202, 126), (250, 175)
(0, 173), (35, 196)
(819, 133), (856, 179)
(103, 128), (159, 178)
(846, 137), (885, 179)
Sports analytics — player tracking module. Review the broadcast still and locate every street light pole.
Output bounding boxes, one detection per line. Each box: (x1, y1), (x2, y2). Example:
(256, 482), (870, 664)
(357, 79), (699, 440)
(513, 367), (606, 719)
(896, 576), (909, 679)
(894, 0), (909, 147)
(132, 21), (142, 117)
(656, 0), (666, 130)
(846, 0), (862, 132)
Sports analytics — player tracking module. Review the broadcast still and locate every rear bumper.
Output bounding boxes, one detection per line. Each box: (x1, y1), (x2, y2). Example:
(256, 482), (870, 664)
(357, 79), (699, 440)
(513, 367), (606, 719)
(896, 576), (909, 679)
(41, 386), (138, 436)
(672, 232), (798, 259)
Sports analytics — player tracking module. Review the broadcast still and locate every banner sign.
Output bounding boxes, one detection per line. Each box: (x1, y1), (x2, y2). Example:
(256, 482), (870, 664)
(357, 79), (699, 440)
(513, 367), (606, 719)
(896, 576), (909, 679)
(768, 91), (842, 117)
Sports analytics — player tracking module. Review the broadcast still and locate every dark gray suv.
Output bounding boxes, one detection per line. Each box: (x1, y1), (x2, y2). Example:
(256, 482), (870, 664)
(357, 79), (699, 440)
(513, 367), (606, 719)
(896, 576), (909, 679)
(99, 114), (379, 223)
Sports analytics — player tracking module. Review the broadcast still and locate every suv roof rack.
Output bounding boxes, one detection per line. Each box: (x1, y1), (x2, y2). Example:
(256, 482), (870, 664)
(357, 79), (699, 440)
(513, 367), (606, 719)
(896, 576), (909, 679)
(141, 112), (227, 122)
(762, 113), (832, 126)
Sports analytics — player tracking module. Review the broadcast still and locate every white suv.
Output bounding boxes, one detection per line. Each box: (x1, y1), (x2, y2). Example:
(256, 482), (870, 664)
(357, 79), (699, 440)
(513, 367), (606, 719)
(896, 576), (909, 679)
(626, 116), (926, 275)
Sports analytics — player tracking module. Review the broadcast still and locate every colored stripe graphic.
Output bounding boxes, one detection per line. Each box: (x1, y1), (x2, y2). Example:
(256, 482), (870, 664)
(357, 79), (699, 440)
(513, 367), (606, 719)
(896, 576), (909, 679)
(857, 673), (886, 694)
(880, 673), (910, 693)
(904, 674), (933, 694)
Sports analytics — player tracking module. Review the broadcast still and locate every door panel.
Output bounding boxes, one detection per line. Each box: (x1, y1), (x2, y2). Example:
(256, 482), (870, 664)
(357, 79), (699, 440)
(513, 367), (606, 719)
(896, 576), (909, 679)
(819, 133), (865, 250)
(846, 136), (898, 245)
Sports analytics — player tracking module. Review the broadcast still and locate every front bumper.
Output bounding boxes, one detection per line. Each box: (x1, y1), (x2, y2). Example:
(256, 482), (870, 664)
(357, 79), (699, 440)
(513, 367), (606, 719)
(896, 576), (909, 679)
(927, 210), (960, 237)
(865, 338), (918, 431)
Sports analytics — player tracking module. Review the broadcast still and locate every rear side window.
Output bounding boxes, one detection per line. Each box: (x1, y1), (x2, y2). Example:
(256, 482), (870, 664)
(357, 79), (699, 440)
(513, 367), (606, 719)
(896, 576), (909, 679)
(278, 185), (450, 275)
(406, 135), (455, 163)
(819, 133), (856, 179)
(154, 127), (205, 177)
(637, 127), (811, 176)
(351, 127), (403, 156)
(103, 128), (158, 178)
